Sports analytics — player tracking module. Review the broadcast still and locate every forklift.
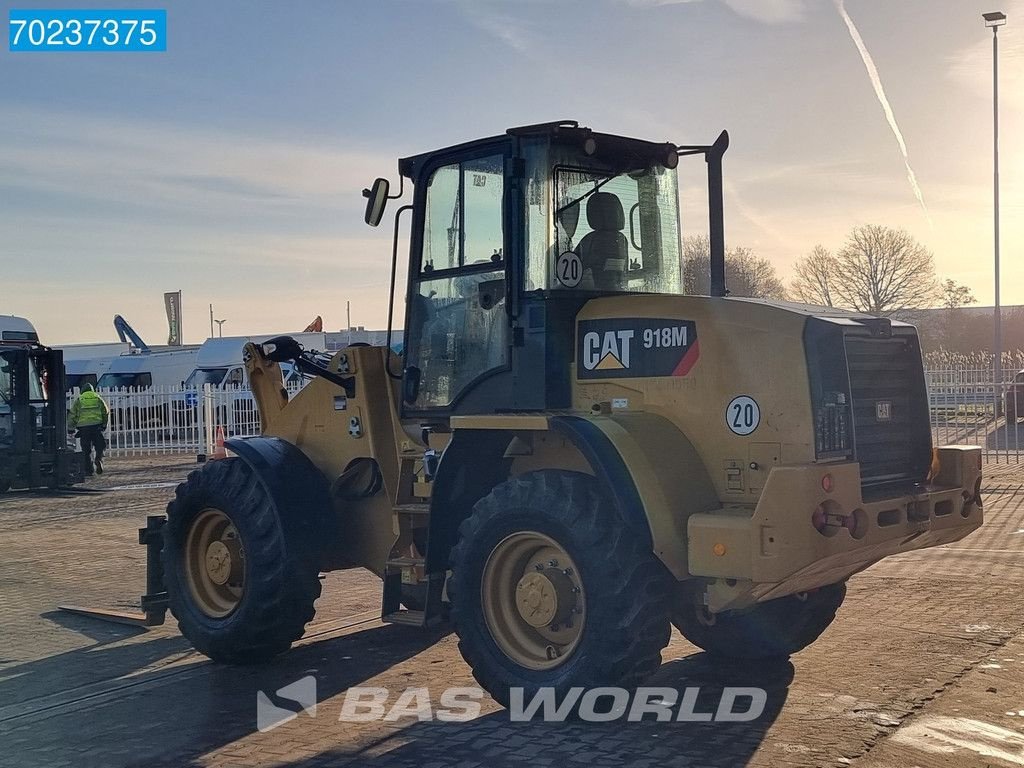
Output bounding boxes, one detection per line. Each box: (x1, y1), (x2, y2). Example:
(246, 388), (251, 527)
(0, 343), (83, 492)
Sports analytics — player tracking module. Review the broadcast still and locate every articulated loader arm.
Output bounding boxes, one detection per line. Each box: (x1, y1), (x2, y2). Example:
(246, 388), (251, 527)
(261, 335), (356, 395)
(242, 336), (358, 428)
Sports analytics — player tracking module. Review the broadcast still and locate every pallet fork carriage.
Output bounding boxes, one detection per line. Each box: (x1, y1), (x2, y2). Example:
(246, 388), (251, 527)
(78, 121), (982, 706)
(60, 516), (168, 627)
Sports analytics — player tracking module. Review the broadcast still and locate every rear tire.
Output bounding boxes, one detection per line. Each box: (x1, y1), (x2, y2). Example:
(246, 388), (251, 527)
(449, 470), (671, 708)
(673, 581), (846, 659)
(162, 458), (322, 664)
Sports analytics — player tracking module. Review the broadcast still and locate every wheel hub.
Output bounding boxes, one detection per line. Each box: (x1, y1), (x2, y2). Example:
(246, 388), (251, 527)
(184, 507), (245, 618)
(516, 569), (575, 628)
(205, 539), (243, 586)
(482, 531), (586, 670)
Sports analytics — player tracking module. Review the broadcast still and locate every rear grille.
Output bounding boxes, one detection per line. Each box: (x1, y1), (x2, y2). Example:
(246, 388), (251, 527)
(845, 335), (931, 490)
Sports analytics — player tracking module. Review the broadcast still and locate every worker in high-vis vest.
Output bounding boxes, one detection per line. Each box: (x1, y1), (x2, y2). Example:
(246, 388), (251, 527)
(69, 384), (109, 476)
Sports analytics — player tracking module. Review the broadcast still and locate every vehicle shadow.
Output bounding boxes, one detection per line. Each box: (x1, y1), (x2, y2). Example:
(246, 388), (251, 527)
(988, 419), (1024, 452)
(288, 653), (795, 767)
(1, 622), (446, 768)
(0, 611), (184, 708)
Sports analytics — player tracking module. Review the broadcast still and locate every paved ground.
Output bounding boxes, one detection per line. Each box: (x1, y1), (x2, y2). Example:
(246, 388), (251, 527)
(3, 456), (1024, 767)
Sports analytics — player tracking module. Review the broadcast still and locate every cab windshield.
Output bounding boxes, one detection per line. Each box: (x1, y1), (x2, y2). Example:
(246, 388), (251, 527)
(552, 164), (681, 294)
(98, 372), (147, 389)
(66, 373), (97, 391)
(185, 368), (228, 388)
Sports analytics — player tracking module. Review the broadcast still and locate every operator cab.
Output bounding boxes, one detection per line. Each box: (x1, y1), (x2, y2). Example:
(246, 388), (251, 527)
(366, 120), (728, 416)
(0, 342), (79, 490)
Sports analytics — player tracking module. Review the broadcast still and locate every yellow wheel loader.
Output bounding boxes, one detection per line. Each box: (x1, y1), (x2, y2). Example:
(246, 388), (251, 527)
(143, 121), (983, 707)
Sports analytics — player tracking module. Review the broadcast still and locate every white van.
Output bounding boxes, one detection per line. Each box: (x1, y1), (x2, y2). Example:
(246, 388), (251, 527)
(98, 347), (200, 390)
(60, 342), (131, 391)
(94, 347), (199, 432)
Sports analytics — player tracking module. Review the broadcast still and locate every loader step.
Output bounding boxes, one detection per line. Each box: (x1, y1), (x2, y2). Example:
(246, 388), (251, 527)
(393, 503), (430, 516)
(383, 609), (427, 627)
(387, 556), (425, 568)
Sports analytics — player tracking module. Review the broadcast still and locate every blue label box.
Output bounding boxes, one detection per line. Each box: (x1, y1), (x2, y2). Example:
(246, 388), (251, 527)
(9, 9), (166, 51)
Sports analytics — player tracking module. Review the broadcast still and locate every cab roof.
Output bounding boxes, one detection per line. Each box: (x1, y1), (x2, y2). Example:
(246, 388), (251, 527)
(398, 120), (683, 180)
(0, 315), (39, 345)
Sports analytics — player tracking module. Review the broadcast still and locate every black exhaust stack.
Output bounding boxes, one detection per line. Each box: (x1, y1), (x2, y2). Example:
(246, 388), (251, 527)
(707, 130), (730, 298)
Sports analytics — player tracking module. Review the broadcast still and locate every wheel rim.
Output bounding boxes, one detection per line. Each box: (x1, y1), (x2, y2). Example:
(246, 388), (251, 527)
(481, 531), (585, 671)
(184, 507), (245, 618)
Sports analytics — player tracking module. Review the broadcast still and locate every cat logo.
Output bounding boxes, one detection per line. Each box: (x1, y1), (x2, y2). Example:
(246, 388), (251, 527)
(577, 318), (699, 380)
(582, 330), (634, 371)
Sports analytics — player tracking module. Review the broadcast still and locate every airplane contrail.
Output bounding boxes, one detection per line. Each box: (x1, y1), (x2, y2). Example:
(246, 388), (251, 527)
(834, 0), (932, 225)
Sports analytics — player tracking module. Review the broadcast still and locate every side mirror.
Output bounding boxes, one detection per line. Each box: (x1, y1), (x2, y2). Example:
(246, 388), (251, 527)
(362, 178), (390, 227)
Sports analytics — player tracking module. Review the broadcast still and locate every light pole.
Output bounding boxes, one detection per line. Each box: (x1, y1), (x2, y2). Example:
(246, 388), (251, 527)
(984, 10), (1006, 387)
(214, 319), (226, 338)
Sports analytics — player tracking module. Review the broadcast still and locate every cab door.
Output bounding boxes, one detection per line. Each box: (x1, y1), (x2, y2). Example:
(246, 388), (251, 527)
(403, 147), (510, 412)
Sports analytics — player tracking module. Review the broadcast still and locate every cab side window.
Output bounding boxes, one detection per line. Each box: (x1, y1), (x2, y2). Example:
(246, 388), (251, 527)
(407, 154), (508, 408)
(422, 156), (504, 273)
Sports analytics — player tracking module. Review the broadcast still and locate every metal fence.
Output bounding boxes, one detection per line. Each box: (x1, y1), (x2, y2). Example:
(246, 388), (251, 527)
(73, 366), (1024, 462)
(927, 367), (1023, 461)
(69, 383), (302, 458)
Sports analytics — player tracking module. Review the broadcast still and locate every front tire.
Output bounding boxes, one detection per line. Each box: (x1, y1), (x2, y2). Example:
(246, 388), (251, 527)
(162, 458), (322, 664)
(673, 581), (846, 659)
(449, 470), (671, 708)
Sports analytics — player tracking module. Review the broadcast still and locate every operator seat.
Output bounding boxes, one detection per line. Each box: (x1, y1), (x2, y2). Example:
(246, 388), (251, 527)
(577, 192), (628, 291)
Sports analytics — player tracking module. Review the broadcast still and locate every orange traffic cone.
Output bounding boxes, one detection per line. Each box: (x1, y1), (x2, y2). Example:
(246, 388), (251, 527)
(212, 426), (227, 460)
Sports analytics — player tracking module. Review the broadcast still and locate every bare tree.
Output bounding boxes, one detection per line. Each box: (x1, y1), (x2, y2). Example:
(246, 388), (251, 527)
(926, 278), (978, 351)
(940, 279), (976, 310)
(682, 235), (712, 295)
(790, 245), (838, 307)
(831, 225), (938, 316)
(682, 236), (786, 300)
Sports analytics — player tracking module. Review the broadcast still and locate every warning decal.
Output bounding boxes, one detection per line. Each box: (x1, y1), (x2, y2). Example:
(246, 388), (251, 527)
(577, 318), (700, 379)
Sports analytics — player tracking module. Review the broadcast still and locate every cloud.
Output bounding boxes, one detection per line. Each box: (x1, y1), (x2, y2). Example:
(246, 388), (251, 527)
(0, 105), (392, 205)
(948, 33), (1024, 111)
(720, 0), (805, 24)
(458, 3), (539, 55)
(0, 105), (404, 341)
(627, 0), (806, 24)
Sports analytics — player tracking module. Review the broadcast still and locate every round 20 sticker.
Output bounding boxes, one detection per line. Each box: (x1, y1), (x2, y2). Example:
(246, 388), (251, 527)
(555, 251), (583, 288)
(726, 395), (760, 435)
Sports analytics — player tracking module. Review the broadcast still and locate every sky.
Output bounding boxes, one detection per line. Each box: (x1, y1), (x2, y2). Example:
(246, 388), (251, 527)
(1, 0), (1022, 344)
